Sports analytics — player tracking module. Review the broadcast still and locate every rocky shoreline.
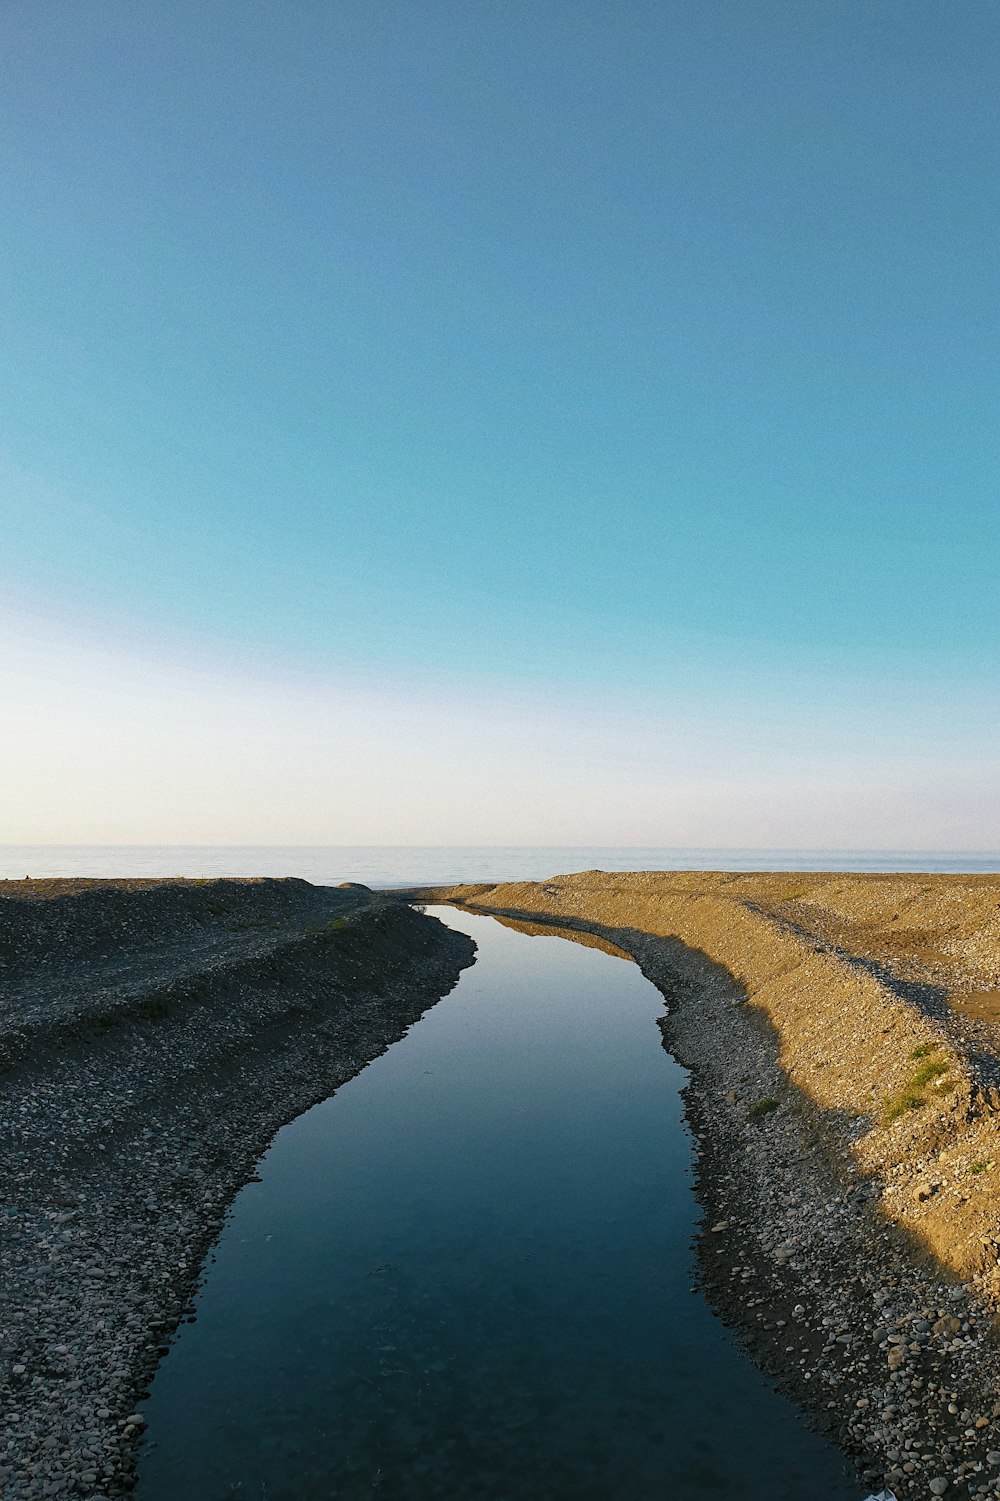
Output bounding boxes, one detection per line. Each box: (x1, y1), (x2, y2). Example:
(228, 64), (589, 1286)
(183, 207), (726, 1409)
(403, 873), (1000, 1500)
(7, 866), (1000, 1499)
(0, 878), (475, 1500)
(670, 941), (1000, 1501)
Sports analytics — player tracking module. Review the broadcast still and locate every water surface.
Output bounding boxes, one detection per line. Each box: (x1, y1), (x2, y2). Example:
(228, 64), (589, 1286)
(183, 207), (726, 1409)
(3, 841), (998, 884)
(136, 907), (859, 1499)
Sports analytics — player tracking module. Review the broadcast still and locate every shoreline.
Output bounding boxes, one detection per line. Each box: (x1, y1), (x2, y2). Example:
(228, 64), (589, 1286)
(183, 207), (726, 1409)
(402, 873), (1000, 1498)
(0, 879), (475, 1500)
(7, 867), (1000, 1496)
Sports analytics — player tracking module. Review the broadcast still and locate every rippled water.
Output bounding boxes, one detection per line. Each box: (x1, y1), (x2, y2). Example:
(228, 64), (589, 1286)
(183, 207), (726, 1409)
(136, 907), (859, 1500)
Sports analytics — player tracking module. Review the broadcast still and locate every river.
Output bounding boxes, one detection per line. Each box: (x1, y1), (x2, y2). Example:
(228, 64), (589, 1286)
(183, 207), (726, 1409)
(135, 905), (859, 1499)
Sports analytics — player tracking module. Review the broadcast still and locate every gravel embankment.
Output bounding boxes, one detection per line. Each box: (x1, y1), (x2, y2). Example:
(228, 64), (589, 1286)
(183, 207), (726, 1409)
(0, 878), (475, 1500)
(403, 872), (1000, 1500)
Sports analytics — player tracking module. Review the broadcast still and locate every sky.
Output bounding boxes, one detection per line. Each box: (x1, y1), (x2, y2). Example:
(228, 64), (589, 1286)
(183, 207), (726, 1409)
(2, 1), (998, 847)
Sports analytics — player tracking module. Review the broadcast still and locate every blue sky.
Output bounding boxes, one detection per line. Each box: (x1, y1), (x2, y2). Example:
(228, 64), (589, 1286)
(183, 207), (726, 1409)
(2, 2), (998, 845)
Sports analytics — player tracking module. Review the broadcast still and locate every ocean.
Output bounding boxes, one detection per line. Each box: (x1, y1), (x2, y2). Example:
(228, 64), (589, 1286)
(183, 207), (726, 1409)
(2, 844), (999, 886)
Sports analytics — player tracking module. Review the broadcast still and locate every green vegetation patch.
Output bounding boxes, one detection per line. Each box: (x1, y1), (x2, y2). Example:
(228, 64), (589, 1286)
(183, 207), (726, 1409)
(910, 1057), (950, 1088)
(748, 1098), (779, 1121)
(883, 1087), (927, 1122)
(882, 1053), (953, 1124)
(303, 914), (351, 939)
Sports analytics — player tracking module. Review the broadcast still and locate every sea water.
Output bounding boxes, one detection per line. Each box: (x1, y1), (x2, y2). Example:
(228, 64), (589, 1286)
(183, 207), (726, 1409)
(2, 843), (998, 885)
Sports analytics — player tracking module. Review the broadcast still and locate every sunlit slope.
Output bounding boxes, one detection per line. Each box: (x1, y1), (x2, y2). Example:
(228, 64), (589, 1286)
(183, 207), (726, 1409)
(413, 870), (1000, 1296)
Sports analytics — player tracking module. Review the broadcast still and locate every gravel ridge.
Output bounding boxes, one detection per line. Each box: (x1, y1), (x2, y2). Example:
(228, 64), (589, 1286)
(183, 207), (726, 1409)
(406, 879), (1000, 1501)
(0, 879), (475, 1500)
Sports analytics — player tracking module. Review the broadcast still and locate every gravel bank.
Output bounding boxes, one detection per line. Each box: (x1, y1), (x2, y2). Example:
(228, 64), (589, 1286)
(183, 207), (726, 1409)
(0, 878), (475, 1500)
(403, 873), (1000, 1500)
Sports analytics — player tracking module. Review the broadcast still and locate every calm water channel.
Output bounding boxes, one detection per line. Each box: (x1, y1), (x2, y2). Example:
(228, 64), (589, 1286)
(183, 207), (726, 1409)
(136, 907), (859, 1500)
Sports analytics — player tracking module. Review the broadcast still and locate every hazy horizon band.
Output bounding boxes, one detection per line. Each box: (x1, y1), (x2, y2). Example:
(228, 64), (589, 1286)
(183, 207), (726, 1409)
(3, 845), (999, 886)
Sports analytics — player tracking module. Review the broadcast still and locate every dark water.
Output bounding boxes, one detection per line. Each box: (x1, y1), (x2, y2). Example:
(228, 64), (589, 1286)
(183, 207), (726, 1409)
(136, 908), (859, 1500)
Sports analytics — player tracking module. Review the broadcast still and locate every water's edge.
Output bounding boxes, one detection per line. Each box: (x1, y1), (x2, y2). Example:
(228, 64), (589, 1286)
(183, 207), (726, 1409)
(0, 895), (476, 1499)
(134, 905), (861, 1499)
(434, 897), (1000, 1498)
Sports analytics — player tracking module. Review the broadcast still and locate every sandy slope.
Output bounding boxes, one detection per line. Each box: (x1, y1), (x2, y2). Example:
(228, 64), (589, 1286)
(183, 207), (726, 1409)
(404, 870), (1000, 1497)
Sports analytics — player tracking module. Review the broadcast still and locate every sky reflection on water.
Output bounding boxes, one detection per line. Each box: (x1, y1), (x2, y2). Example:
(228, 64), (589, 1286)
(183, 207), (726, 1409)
(136, 907), (858, 1500)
